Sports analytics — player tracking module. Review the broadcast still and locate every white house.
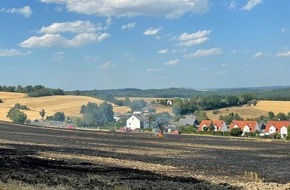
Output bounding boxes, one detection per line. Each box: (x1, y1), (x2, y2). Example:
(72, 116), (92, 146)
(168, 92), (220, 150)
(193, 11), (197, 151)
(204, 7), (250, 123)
(265, 121), (290, 138)
(126, 115), (150, 130)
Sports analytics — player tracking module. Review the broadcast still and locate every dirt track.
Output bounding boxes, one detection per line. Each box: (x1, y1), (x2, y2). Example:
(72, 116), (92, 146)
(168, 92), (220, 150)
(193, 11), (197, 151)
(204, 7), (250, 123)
(0, 122), (290, 189)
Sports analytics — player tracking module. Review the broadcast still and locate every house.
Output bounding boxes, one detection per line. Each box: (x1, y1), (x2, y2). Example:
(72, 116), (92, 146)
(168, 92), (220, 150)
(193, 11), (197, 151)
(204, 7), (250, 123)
(198, 120), (228, 132)
(126, 115), (150, 130)
(167, 99), (173, 106)
(176, 115), (199, 127)
(265, 121), (290, 138)
(229, 120), (260, 135)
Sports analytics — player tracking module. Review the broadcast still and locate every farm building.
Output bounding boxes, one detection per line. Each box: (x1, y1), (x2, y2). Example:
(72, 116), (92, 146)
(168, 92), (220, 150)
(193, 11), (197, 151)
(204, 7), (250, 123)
(265, 121), (290, 138)
(126, 115), (149, 130)
(229, 120), (260, 135)
(199, 120), (228, 132)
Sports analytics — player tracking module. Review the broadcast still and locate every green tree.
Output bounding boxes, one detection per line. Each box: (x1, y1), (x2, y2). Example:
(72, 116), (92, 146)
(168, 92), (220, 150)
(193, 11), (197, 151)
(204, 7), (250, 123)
(80, 102), (114, 127)
(7, 108), (27, 124)
(230, 128), (243, 137)
(209, 122), (215, 131)
(268, 111), (275, 120)
(53, 112), (65, 121)
(123, 97), (131, 106)
(39, 109), (46, 120)
(130, 100), (146, 112)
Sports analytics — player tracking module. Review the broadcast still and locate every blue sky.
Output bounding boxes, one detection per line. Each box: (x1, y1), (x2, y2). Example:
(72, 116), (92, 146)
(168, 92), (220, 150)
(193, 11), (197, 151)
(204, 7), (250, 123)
(1, 0), (290, 90)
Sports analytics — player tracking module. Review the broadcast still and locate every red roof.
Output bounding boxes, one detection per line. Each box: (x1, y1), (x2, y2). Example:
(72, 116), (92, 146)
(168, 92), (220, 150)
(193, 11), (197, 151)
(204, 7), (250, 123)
(229, 120), (258, 132)
(265, 121), (290, 132)
(199, 120), (226, 131)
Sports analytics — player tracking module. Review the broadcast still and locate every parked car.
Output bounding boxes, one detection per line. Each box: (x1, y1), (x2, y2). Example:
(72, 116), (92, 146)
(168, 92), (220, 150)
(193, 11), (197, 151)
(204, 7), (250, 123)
(173, 130), (181, 134)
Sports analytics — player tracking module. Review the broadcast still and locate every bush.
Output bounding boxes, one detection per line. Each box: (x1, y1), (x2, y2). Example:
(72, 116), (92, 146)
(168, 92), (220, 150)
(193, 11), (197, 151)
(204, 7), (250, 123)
(0, 99), (3, 103)
(230, 128), (243, 137)
(7, 107), (27, 124)
(14, 103), (30, 110)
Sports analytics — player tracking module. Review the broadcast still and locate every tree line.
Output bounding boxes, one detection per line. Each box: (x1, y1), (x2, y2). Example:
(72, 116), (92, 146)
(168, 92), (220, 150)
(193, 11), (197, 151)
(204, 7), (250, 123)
(0, 85), (64, 97)
(172, 94), (257, 116)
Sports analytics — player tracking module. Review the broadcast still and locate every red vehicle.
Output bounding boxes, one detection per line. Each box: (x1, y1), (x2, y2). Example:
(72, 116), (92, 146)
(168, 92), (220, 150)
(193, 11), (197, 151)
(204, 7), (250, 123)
(173, 130), (181, 134)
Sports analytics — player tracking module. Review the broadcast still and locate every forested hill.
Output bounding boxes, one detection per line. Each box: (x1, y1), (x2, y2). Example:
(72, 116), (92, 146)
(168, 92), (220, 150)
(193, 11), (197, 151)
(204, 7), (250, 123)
(78, 86), (290, 100)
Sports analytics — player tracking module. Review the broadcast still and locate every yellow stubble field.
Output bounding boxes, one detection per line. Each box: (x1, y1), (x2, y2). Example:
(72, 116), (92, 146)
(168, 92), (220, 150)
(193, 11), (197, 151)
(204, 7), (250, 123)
(0, 92), (130, 122)
(206, 100), (290, 120)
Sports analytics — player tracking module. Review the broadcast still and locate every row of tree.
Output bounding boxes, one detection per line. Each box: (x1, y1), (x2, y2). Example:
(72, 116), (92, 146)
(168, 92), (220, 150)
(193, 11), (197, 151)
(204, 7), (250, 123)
(172, 94), (257, 115)
(0, 85), (65, 97)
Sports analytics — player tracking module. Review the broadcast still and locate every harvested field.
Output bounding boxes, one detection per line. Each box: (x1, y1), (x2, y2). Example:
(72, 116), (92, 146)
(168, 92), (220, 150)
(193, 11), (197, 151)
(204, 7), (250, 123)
(206, 100), (290, 120)
(0, 93), (130, 122)
(0, 122), (289, 189)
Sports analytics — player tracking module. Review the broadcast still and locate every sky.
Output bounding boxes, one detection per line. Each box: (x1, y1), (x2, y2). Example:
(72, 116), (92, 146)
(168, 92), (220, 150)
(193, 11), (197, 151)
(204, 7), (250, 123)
(1, 0), (290, 91)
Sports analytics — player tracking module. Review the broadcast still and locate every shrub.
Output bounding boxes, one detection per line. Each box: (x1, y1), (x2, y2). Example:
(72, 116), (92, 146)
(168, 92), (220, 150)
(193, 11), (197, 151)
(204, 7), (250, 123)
(14, 103), (30, 110)
(230, 128), (243, 137)
(0, 99), (3, 103)
(7, 107), (27, 124)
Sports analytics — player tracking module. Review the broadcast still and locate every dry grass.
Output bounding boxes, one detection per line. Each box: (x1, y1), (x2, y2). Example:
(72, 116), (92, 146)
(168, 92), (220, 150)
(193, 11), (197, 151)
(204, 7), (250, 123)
(253, 101), (290, 114)
(207, 100), (290, 120)
(0, 92), (130, 121)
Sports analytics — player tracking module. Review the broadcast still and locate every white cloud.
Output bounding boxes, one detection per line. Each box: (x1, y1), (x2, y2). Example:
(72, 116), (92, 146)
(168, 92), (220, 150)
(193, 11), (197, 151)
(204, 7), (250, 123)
(143, 27), (162, 35)
(0, 6), (32, 17)
(20, 32), (109, 48)
(176, 30), (211, 47)
(39, 20), (100, 34)
(164, 59), (180, 65)
(253, 51), (263, 58)
(40, 0), (209, 18)
(243, 0), (262, 10)
(52, 51), (64, 62)
(99, 61), (116, 69)
(185, 48), (221, 58)
(97, 33), (110, 42)
(147, 68), (162, 73)
(276, 51), (290, 57)
(20, 21), (110, 48)
(158, 49), (168, 54)
(121, 23), (136, 30)
(0, 49), (31, 57)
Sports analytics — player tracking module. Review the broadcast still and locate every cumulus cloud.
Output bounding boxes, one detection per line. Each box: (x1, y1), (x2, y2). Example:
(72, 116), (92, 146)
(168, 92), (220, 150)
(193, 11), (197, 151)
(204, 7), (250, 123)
(20, 21), (110, 48)
(185, 48), (221, 58)
(0, 6), (32, 17)
(175, 30), (211, 47)
(253, 52), (263, 58)
(40, 0), (209, 18)
(143, 27), (162, 35)
(99, 61), (116, 69)
(39, 20), (100, 34)
(243, 0), (262, 10)
(0, 49), (31, 56)
(164, 59), (180, 65)
(121, 22), (136, 30)
(158, 49), (168, 54)
(276, 51), (290, 57)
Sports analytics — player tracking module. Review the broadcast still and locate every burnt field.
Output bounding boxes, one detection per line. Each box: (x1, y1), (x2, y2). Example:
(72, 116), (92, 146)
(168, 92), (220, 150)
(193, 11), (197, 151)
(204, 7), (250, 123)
(0, 122), (290, 190)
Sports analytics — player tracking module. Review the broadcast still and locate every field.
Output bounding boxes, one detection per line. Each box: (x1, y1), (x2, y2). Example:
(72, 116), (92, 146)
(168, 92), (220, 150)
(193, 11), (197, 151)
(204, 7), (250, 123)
(0, 122), (289, 190)
(0, 92), (130, 122)
(207, 101), (290, 120)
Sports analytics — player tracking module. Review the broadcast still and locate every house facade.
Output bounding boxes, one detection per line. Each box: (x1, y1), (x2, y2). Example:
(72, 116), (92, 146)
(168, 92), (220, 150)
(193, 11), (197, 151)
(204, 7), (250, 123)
(229, 120), (260, 135)
(199, 120), (228, 132)
(126, 115), (149, 130)
(265, 121), (290, 137)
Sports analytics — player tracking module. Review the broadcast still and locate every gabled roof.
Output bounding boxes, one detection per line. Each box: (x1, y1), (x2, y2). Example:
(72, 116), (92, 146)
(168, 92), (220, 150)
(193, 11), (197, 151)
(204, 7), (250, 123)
(229, 120), (258, 132)
(131, 114), (148, 122)
(199, 120), (226, 131)
(265, 121), (290, 131)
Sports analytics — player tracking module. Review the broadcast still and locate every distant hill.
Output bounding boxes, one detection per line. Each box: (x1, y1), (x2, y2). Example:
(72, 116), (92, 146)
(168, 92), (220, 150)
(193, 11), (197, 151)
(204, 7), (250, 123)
(77, 86), (290, 99)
